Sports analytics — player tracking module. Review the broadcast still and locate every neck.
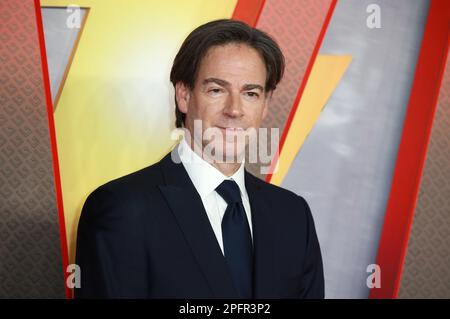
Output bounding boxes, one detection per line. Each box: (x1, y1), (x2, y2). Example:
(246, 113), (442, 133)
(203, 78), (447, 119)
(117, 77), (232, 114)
(211, 161), (241, 177)
(186, 138), (243, 177)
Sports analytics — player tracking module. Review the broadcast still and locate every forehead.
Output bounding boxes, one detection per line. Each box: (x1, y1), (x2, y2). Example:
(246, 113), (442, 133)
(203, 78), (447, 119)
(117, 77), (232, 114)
(196, 43), (266, 84)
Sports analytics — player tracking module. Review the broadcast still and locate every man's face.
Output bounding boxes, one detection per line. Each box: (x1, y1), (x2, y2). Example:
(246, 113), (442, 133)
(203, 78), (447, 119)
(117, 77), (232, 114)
(176, 43), (270, 162)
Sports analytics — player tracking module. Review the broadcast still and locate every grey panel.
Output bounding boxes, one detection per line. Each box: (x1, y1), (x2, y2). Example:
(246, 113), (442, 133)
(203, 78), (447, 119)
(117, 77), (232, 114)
(281, 0), (429, 298)
(41, 7), (86, 104)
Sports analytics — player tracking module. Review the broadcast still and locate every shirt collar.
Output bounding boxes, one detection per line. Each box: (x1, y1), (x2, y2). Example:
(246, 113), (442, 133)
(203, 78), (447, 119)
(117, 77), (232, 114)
(178, 138), (247, 201)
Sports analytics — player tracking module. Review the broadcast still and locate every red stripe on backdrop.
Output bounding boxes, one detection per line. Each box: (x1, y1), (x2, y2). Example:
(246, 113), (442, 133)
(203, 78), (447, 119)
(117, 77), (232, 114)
(265, 0), (337, 182)
(33, 0), (72, 299)
(370, 0), (450, 299)
(232, 0), (266, 26)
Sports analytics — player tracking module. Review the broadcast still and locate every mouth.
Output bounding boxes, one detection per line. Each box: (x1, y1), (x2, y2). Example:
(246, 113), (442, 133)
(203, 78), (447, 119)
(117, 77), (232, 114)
(216, 126), (245, 132)
(213, 126), (245, 143)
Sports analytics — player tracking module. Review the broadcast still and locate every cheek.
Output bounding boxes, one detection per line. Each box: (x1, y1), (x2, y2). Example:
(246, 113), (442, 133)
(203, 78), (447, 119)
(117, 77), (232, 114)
(189, 95), (221, 122)
(247, 103), (266, 125)
(204, 93), (227, 109)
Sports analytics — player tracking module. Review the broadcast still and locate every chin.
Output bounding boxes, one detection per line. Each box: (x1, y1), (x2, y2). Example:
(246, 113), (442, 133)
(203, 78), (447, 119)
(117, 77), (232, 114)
(221, 141), (247, 163)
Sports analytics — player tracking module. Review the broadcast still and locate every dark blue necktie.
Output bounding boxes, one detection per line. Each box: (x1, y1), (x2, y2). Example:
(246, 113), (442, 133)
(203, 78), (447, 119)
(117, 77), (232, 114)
(215, 180), (253, 299)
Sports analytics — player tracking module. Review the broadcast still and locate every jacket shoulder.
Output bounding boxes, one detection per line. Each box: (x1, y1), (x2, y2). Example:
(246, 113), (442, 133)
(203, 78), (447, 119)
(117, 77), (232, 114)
(245, 172), (313, 222)
(246, 171), (306, 203)
(98, 157), (165, 195)
(80, 154), (167, 223)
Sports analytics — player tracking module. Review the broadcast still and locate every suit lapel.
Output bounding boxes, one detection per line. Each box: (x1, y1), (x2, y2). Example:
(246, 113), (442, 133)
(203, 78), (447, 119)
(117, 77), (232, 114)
(158, 148), (238, 298)
(245, 171), (277, 298)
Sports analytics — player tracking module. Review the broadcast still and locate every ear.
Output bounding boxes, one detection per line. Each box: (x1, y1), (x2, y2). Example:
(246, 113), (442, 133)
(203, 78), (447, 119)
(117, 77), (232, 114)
(175, 82), (191, 114)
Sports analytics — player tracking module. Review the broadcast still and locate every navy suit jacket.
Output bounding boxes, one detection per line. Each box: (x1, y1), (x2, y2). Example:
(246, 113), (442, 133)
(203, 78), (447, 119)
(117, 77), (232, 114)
(74, 148), (324, 299)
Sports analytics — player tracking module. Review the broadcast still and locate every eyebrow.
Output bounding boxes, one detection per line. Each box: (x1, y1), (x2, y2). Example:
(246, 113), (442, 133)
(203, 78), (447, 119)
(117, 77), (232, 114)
(202, 77), (264, 92)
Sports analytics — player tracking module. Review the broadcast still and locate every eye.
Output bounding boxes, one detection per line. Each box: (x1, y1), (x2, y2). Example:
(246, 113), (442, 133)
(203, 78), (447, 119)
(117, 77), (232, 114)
(210, 88), (221, 93)
(207, 87), (224, 96)
(245, 91), (260, 98)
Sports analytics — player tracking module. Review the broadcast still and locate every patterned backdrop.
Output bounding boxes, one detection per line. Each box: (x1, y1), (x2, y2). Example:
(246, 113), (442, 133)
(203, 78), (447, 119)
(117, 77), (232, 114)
(0, 0), (65, 298)
(399, 47), (450, 299)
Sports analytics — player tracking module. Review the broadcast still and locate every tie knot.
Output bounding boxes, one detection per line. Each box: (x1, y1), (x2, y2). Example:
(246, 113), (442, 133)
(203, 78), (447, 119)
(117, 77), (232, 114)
(215, 180), (242, 205)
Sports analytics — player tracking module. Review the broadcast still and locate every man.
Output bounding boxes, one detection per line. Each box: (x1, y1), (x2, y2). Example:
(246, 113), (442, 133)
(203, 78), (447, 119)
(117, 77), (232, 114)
(75, 19), (324, 299)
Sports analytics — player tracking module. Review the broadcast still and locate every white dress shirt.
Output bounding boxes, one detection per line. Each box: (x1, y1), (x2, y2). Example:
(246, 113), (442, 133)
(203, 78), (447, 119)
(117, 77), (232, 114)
(178, 138), (253, 255)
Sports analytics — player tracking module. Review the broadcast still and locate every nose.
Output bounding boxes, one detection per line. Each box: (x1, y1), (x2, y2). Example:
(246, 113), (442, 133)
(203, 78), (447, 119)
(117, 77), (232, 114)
(223, 91), (244, 118)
